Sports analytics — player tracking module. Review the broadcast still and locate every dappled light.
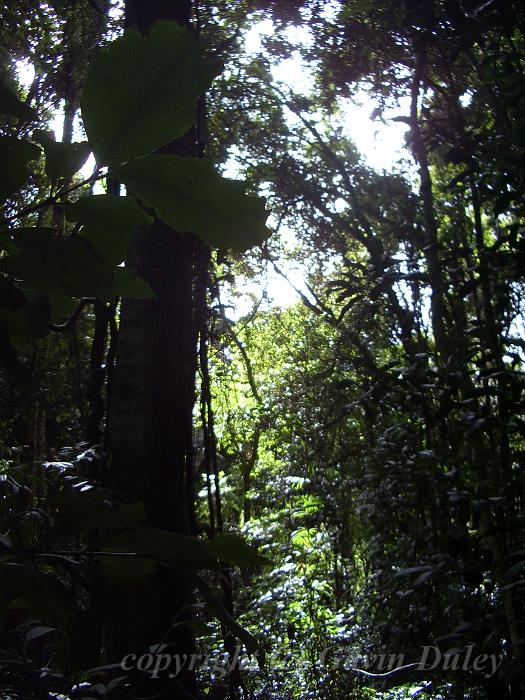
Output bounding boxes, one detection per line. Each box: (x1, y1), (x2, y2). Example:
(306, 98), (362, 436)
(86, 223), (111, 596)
(1, 1), (525, 699)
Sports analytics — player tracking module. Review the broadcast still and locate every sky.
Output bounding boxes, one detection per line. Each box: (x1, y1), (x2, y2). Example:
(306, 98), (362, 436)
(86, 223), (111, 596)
(244, 19), (410, 172)
(16, 16), (409, 320)
(228, 20), (410, 317)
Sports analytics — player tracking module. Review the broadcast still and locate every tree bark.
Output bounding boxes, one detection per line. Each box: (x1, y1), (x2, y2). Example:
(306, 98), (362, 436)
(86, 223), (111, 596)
(86, 299), (109, 449)
(104, 1), (202, 694)
(409, 46), (450, 360)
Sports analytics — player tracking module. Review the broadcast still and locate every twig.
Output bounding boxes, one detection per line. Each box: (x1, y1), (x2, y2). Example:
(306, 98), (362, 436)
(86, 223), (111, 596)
(3, 169), (103, 224)
(48, 298), (95, 332)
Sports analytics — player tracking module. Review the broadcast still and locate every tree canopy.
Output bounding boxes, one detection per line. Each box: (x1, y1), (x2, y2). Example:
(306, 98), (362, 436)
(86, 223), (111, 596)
(1, 1), (524, 699)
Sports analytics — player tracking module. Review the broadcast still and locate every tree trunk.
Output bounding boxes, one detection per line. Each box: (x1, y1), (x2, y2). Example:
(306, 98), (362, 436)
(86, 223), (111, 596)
(104, 1), (202, 694)
(409, 47), (450, 360)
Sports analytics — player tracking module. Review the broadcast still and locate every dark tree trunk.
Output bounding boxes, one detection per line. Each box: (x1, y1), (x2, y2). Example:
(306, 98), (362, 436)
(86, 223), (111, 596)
(86, 299), (109, 449)
(108, 221), (199, 533)
(104, 1), (203, 695)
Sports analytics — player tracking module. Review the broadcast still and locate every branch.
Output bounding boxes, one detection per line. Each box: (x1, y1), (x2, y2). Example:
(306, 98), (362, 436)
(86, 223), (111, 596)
(3, 169), (103, 224)
(219, 308), (262, 405)
(48, 298), (95, 332)
(270, 83), (372, 245)
(268, 256), (327, 320)
(351, 662), (423, 678)
(86, 0), (103, 13)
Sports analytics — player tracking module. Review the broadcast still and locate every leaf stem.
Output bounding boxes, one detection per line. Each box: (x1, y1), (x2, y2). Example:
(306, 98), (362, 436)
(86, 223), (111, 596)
(2, 168), (105, 224)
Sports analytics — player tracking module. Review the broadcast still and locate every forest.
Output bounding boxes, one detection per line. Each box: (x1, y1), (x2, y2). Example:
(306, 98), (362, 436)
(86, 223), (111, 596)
(0, 0), (524, 698)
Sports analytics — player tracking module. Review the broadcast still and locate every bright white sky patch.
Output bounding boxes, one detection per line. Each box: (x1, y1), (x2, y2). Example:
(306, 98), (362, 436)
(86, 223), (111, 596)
(244, 19), (273, 53)
(245, 20), (410, 172)
(340, 92), (411, 171)
(16, 59), (35, 89)
(228, 19), (410, 319)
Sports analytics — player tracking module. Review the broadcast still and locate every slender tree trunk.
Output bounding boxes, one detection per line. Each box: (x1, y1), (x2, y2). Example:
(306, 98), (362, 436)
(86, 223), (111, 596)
(85, 299), (109, 449)
(409, 46), (450, 359)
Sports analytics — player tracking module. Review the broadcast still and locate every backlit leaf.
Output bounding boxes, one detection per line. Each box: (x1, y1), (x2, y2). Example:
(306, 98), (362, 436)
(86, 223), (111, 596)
(0, 563), (71, 626)
(0, 137), (40, 202)
(0, 79), (36, 120)
(66, 194), (152, 265)
(96, 557), (157, 588)
(5, 228), (155, 301)
(115, 155), (270, 251)
(81, 20), (222, 166)
(33, 130), (91, 184)
(205, 533), (271, 567)
(51, 491), (146, 535)
(113, 266), (156, 299)
(96, 526), (219, 570)
(8, 228), (114, 299)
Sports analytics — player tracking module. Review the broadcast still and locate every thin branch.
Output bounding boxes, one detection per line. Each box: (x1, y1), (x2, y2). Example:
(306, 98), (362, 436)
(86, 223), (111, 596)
(351, 662), (423, 678)
(220, 311), (262, 406)
(86, 0), (103, 13)
(48, 298), (95, 332)
(3, 169), (103, 224)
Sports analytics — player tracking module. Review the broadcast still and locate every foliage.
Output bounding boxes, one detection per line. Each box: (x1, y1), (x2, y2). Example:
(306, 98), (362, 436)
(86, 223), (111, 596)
(0, 9), (270, 698)
(1, 1), (525, 699)
(200, 1), (525, 697)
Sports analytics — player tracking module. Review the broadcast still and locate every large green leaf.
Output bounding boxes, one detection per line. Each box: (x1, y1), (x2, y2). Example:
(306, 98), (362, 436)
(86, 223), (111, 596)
(8, 228), (114, 299)
(0, 137), (40, 202)
(113, 266), (156, 299)
(96, 526), (219, 570)
(0, 276), (26, 310)
(81, 20), (222, 166)
(66, 194), (152, 265)
(47, 294), (77, 324)
(4, 228), (155, 301)
(204, 533), (271, 568)
(0, 290), (50, 343)
(115, 155), (270, 251)
(0, 266), (51, 344)
(0, 78), (36, 121)
(96, 556), (157, 589)
(33, 130), (91, 184)
(0, 563), (71, 626)
(51, 491), (146, 535)
(183, 569), (261, 656)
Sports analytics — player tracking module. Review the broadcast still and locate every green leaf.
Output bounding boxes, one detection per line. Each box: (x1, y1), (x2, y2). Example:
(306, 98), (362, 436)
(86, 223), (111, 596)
(66, 194), (153, 265)
(185, 569), (262, 656)
(5, 228), (155, 301)
(0, 137), (40, 202)
(7, 228), (114, 299)
(0, 594), (7, 623)
(204, 533), (271, 568)
(51, 491), (146, 535)
(178, 618), (215, 636)
(0, 277), (26, 310)
(81, 20), (222, 166)
(33, 130), (91, 184)
(0, 563), (71, 626)
(47, 294), (77, 324)
(0, 79), (36, 120)
(115, 155), (270, 251)
(25, 625), (59, 644)
(96, 556), (157, 588)
(113, 266), (156, 299)
(96, 526), (219, 570)
(0, 291), (50, 343)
